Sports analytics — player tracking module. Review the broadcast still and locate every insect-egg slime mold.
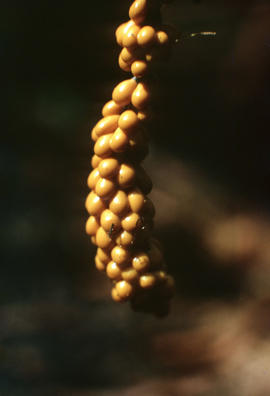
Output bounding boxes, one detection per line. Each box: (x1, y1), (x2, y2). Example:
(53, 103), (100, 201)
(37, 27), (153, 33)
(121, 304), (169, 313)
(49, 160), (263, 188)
(86, 0), (175, 317)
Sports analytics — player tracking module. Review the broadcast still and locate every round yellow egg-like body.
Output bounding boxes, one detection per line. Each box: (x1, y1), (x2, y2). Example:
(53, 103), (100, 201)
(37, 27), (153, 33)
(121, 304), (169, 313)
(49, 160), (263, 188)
(111, 287), (122, 302)
(97, 247), (111, 265)
(129, 0), (147, 25)
(122, 24), (140, 49)
(94, 133), (113, 158)
(106, 261), (122, 280)
(121, 267), (139, 283)
(85, 215), (99, 236)
(117, 163), (136, 188)
(100, 209), (121, 232)
(109, 128), (129, 153)
(118, 54), (131, 72)
(98, 158), (119, 179)
(156, 30), (169, 46)
(102, 100), (122, 117)
(122, 20), (136, 36)
(118, 110), (139, 133)
(94, 115), (119, 137)
(128, 189), (145, 212)
(120, 47), (138, 64)
(115, 22), (126, 46)
(116, 230), (134, 247)
(95, 255), (106, 272)
(132, 252), (150, 272)
(121, 212), (140, 232)
(115, 280), (133, 300)
(91, 154), (102, 169)
(139, 273), (157, 288)
(87, 168), (100, 190)
(95, 177), (116, 199)
(131, 82), (150, 110)
(96, 227), (113, 249)
(91, 127), (98, 142)
(115, 21), (134, 46)
(137, 26), (156, 47)
(112, 79), (137, 107)
(145, 52), (154, 62)
(109, 190), (129, 215)
(131, 60), (148, 78)
(85, 191), (106, 216)
(111, 245), (130, 266)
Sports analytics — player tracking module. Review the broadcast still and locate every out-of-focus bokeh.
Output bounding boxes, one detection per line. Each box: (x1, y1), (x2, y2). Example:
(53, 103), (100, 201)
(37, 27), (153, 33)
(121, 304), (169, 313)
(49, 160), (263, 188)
(2, 0), (270, 394)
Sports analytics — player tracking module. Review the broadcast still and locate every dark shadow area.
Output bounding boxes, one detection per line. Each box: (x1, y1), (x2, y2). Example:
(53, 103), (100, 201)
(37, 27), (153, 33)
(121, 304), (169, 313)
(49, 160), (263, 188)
(2, 0), (270, 395)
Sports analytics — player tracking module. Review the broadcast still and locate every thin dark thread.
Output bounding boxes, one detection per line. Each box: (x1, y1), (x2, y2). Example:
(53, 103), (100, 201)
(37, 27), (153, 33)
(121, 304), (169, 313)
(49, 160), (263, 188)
(108, 223), (115, 238)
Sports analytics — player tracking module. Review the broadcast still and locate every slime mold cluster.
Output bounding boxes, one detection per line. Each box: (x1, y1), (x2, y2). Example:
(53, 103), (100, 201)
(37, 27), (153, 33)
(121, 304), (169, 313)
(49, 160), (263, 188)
(86, 0), (175, 316)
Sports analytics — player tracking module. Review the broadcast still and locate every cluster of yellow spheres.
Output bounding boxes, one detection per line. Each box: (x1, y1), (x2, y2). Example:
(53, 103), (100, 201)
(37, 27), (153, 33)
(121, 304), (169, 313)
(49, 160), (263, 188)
(86, 0), (174, 316)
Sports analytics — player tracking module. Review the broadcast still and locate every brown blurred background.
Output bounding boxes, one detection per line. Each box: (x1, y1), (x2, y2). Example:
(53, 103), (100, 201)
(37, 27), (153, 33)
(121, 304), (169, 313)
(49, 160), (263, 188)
(1, 0), (270, 395)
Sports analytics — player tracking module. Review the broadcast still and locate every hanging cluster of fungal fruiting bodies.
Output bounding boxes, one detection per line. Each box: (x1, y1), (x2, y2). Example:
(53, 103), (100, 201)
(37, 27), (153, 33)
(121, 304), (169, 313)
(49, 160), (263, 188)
(86, 0), (175, 316)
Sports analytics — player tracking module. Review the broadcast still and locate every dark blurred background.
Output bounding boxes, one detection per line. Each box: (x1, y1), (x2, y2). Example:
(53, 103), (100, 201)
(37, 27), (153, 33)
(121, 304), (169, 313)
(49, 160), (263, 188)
(2, 0), (270, 395)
